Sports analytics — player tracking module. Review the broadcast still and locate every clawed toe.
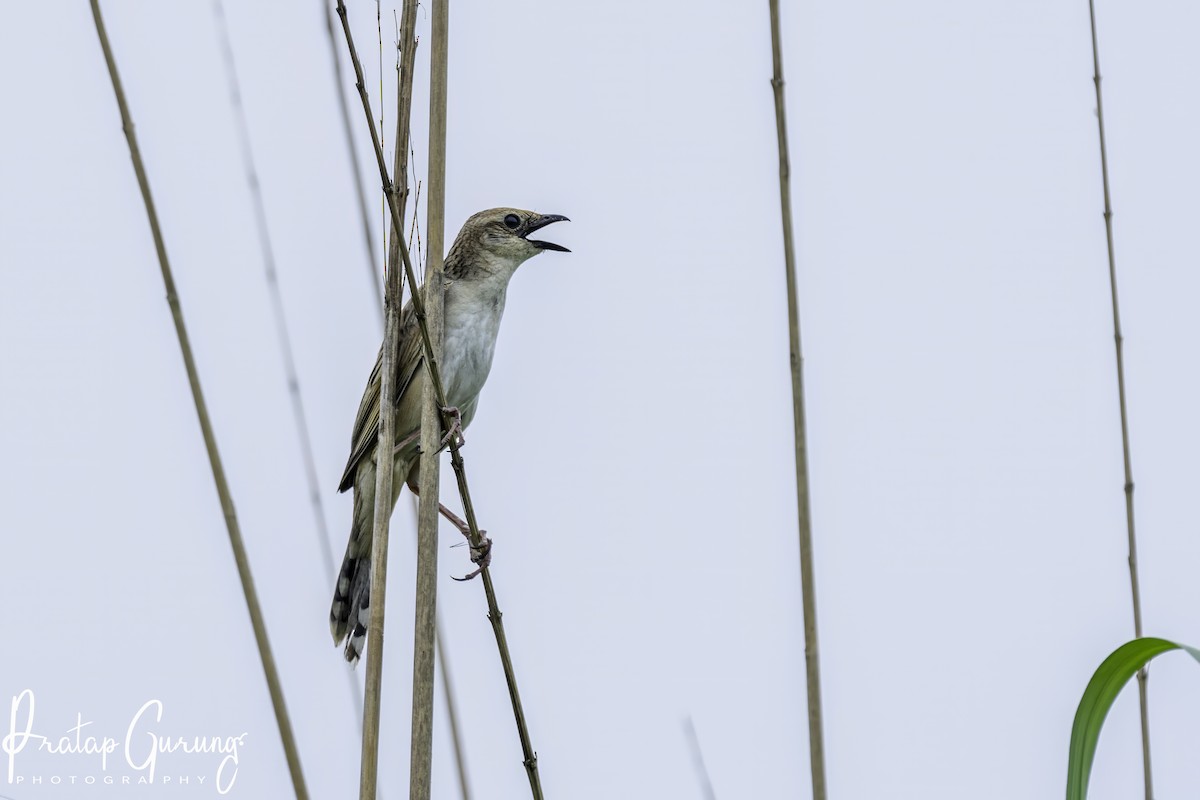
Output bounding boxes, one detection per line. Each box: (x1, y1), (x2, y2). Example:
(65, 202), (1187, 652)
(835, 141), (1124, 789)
(440, 406), (464, 449)
(452, 535), (492, 581)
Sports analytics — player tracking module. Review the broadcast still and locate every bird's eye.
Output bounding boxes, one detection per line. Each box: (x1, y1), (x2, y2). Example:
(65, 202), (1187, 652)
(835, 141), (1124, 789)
(503, 214), (521, 230)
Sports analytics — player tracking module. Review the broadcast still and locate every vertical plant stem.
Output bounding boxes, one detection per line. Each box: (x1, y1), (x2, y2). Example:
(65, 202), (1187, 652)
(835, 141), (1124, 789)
(355, 19), (409, 799)
(410, 0), (447, 795)
(334, 5), (543, 795)
(767, 3), (827, 799)
(1086, 4), (1152, 797)
(321, 0), (384, 317)
(354, 2), (419, 797)
(358, 275), (399, 800)
(404, 496), (474, 800)
(390, 3), (417, 232)
(89, 3), (309, 798)
(389, 16), (474, 797)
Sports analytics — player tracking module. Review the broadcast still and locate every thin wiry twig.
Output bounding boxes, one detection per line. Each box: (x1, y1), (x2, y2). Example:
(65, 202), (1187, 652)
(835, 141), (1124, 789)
(334, 3), (544, 796)
(89, 2), (309, 797)
(210, 0), (367, 737)
(767, 3), (828, 799)
(1086, 4), (1153, 797)
(683, 717), (717, 800)
(320, 0), (383, 317)
(409, 175), (424, 276)
(377, 0), (385, 266)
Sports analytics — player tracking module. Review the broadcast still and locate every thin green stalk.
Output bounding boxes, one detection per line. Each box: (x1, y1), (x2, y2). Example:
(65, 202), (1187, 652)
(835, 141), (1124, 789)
(334, 4), (543, 796)
(1086, 3), (1152, 797)
(89, 2), (308, 797)
(410, 0), (447, 795)
(768, 3), (827, 799)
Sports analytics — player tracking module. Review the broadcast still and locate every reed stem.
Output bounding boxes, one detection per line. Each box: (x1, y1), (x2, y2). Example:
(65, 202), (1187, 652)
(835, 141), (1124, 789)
(768, 3), (827, 798)
(1086, 3), (1153, 797)
(409, 0), (444, 795)
(90, 2), (308, 797)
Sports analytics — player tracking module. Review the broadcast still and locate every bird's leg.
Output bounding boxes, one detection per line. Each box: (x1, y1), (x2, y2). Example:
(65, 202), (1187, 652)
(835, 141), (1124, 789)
(433, 502), (470, 536)
(451, 537), (492, 581)
(400, 404), (462, 456)
(393, 429), (420, 456)
(437, 504), (493, 580)
(406, 477), (492, 580)
(439, 406), (464, 449)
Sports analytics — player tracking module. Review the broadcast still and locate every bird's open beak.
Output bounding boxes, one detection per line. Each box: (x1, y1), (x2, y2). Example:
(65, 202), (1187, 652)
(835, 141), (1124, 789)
(523, 214), (570, 252)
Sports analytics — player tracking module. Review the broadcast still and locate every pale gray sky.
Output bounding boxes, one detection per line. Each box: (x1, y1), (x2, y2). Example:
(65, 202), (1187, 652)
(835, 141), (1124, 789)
(2, 1), (1199, 798)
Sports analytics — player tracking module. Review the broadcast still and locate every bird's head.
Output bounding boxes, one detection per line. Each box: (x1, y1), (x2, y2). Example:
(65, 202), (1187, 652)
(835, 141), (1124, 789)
(447, 207), (570, 278)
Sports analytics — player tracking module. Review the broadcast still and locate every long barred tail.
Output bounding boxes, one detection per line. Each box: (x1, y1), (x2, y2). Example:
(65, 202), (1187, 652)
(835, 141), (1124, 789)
(330, 462), (377, 665)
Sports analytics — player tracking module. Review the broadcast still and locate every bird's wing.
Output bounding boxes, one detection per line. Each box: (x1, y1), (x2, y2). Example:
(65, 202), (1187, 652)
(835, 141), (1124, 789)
(337, 300), (425, 493)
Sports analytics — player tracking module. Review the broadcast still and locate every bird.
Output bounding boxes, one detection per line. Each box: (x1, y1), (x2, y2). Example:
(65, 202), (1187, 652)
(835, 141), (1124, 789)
(330, 207), (570, 664)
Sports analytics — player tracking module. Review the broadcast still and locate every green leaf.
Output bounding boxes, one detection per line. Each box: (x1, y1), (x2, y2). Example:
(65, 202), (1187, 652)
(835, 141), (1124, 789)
(1067, 637), (1200, 800)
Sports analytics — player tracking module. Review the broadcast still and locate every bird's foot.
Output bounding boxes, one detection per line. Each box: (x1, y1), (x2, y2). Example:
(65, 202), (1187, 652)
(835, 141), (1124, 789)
(440, 406), (464, 449)
(438, 502), (491, 580)
(452, 535), (492, 582)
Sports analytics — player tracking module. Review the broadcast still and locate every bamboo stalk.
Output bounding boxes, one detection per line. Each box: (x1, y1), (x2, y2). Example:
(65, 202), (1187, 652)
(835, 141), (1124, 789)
(334, 4), (544, 796)
(767, 3), (827, 799)
(1086, 4), (1152, 797)
(320, 0), (384, 317)
(89, 3), (309, 798)
(410, 0), (447, 795)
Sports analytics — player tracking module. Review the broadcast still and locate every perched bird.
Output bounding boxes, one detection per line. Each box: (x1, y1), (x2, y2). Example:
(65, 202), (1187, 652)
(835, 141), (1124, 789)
(330, 207), (570, 664)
